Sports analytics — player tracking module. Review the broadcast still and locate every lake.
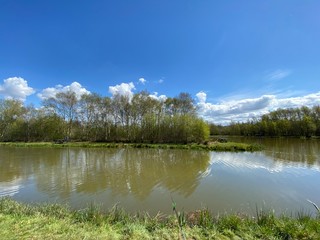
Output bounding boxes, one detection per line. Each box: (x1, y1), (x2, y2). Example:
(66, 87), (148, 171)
(1, 138), (320, 216)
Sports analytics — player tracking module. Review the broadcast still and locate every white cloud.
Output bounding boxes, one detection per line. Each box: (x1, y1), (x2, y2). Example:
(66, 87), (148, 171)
(267, 69), (291, 80)
(158, 79), (164, 84)
(149, 92), (167, 102)
(196, 91), (207, 103)
(0, 77), (35, 101)
(138, 78), (147, 85)
(38, 82), (90, 100)
(196, 91), (320, 124)
(108, 82), (135, 99)
(277, 92), (320, 109)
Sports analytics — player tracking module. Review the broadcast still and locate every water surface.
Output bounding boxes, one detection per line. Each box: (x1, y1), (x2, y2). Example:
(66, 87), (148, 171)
(0, 138), (320, 215)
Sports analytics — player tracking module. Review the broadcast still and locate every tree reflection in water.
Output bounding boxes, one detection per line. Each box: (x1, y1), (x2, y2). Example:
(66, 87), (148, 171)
(228, 137), (320, 166)
(22, 148), (210, 200)
(125, 149), (211, 198)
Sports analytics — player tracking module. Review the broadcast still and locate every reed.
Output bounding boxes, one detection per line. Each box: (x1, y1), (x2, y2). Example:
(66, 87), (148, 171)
(171, 197), (186, 240)
(307, 199), (320, 215)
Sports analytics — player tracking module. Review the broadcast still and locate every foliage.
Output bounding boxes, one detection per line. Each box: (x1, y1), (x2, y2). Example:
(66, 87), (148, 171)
(0, 91), (209, 144)
(210, 105), (320, 137)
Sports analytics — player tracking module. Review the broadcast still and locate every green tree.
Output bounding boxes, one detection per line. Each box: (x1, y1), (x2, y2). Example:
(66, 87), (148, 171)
(43, 91), (78, 138)
(301, 116), (316, 137)
(0, 99), (26, 141)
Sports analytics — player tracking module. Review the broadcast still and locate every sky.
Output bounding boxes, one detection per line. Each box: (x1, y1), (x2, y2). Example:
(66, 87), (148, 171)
(1, 0), (320, 124)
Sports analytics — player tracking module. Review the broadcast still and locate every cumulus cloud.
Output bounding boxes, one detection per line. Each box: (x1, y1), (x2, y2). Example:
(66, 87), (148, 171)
(277, 92), (320, 109)
(138, 78), (147, 85)
(267, 69), (291, 80)
(108, 82), (135, 99)
(196, 91), (320, 124)
(149, 92), (167, 102)
(38, 82), (90, 100)
(0, 77), (35, 101)
(196, 91), (207, 103)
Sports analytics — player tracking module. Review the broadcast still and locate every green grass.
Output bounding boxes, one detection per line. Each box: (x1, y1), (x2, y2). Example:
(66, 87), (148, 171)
(0, 198), (319, 240)
(0, 141), (263, 152)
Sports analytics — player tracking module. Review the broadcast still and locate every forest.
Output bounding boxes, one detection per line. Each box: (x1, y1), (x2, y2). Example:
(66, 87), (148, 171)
(1, 90), (320, 143)
(210, 106), (320, 137)
(0, 91), (209, 143)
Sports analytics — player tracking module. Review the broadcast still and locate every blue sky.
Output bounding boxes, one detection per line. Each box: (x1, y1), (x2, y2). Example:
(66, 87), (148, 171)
(1, 0), (320, 124)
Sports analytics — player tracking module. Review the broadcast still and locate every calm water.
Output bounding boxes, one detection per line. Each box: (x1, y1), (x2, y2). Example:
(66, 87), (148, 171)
(1, 138), (320, 215)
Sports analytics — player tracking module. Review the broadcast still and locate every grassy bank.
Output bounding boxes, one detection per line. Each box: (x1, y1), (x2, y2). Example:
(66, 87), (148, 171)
(0, 198), (319, 240)
(0, 141), (263, 151)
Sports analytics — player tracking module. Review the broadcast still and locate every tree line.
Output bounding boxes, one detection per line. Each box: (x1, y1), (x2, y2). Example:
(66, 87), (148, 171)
(210, 106), (320, 137)
(0, 91), (209, 143)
